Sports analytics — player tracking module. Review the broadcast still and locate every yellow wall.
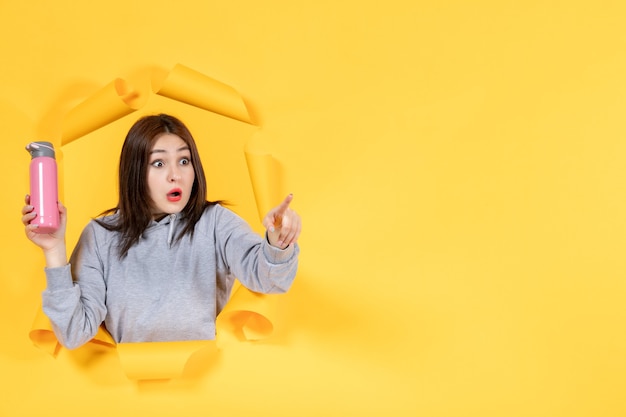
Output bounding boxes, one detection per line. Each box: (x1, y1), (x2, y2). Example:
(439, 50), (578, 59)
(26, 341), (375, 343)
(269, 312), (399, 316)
(2, 1), (626, 416)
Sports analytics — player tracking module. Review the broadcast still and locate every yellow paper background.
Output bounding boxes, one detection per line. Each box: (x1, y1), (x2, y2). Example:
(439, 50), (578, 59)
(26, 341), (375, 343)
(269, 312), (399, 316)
(2, 1), (626, 416)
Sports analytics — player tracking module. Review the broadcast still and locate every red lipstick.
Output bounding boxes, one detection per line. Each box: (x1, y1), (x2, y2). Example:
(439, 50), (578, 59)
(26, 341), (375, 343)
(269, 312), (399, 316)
(167, 188), (182, 202)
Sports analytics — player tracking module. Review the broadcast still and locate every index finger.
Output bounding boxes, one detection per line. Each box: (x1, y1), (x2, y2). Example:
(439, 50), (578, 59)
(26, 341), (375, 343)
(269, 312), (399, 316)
(274, 193), (293, 217)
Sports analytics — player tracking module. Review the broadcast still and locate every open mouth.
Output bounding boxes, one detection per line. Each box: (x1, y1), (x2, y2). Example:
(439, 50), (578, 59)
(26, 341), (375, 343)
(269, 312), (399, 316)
(167, 188), (182, 202)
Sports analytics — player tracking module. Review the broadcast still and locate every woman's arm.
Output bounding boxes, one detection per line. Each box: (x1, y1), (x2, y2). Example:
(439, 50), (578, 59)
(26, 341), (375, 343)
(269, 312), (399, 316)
(22, 196), (106, 348)
(215, 200), (300, 294)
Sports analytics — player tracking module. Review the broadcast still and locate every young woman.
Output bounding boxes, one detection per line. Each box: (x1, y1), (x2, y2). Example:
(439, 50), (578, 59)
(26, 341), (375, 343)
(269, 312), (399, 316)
(21, 114), (301, 348)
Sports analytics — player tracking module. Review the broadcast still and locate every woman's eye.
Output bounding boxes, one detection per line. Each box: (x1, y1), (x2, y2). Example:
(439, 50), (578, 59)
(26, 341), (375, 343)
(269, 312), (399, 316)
(151, 160), (164, 168)
(180, 158), (190, 165)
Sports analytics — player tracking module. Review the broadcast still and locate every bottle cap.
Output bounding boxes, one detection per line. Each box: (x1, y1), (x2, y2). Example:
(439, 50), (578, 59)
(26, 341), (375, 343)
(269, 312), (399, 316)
(26, 141), (56, 159)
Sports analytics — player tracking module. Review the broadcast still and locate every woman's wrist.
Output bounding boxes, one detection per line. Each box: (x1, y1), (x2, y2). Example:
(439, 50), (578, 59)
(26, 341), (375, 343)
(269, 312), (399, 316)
(43, 244), (68, 268)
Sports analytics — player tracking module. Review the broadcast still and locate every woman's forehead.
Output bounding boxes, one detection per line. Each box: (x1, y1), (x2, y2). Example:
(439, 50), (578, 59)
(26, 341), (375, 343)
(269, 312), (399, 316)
(150, 133), (189, 153)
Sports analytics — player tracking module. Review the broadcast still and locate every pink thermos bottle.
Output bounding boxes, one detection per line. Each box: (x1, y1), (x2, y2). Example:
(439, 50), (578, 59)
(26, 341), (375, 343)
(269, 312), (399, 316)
(26, 141), (59, 234)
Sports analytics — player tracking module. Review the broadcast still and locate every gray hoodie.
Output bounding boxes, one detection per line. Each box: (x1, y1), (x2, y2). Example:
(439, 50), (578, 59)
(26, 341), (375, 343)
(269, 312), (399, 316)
(42, 204), (299, 348)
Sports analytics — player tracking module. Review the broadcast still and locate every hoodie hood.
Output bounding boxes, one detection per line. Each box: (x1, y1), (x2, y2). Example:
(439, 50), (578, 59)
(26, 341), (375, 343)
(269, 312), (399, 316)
(100, 211), (185, 248)
(148, 212), (184, 246)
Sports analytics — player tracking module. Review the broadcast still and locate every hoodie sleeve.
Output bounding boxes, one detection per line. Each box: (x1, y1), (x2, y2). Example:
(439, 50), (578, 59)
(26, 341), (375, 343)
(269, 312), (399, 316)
(213, 205), (299, 293)
(41, 222), (107, 349)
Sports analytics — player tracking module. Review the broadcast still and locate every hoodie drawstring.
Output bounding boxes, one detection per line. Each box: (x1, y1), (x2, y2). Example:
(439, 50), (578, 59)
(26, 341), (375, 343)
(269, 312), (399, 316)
(167, 213), (177, 246)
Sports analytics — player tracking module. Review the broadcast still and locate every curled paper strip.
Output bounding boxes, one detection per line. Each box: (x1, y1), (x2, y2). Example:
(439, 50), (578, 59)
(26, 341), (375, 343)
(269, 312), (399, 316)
(153, 64), (252, 125)
(116, 340), (217, 381)
(62, 63), (252, 146)
(62, 78), (145, 145)
(244, 133), (284, 222)
(216, 282), (278, 341)
(31, 64), (288, 381)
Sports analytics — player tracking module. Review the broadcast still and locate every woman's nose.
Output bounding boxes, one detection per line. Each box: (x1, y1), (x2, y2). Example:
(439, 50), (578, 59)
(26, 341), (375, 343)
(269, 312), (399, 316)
(168, 167), (181, 182)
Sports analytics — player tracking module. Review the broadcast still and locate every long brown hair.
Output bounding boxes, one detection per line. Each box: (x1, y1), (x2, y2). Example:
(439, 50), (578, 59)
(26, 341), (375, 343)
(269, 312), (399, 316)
(96, 113), (219, 258)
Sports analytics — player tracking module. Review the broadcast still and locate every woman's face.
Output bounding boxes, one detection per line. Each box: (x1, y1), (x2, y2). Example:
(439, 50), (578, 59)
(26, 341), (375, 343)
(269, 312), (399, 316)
(146, 133), (195, 219)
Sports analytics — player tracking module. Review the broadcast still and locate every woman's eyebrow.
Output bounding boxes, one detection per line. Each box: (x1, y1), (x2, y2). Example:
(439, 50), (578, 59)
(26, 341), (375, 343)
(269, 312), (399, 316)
(150, 146), (190, 154)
